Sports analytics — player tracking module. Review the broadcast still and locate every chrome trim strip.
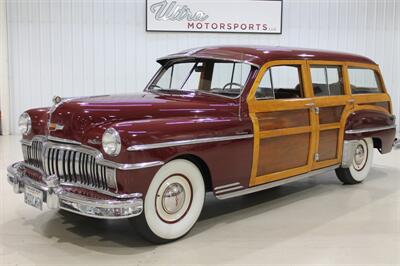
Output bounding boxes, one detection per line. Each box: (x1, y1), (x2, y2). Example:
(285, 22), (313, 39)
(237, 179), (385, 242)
(99, 160), (164, 170)
(345, 125), (396, 134)
(216, 165), (339, 200)
(215, 186), (244, 195)
(127, 134), (254, 151)
(47, 135), (81, 145)
(59, 182), (142, 199)
(21, 136), (164, 170)
(214, 182), (241, 191)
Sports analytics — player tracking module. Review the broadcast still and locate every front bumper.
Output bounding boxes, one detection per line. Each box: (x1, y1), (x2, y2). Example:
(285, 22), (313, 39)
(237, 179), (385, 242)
(7, 162), (143, 219)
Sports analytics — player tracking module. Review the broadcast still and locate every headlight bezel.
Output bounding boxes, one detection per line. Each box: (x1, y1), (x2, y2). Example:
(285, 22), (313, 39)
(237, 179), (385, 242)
(18, 112), (32, 135)
(102, 127), (122, 156)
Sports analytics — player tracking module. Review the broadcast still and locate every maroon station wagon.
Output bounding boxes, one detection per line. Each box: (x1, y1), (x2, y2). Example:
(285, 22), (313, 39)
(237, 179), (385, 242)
(7, 46), (396, 243)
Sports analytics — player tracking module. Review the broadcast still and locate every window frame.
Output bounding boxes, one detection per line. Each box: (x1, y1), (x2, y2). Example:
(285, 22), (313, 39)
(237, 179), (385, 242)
(347, 66), (384, 95)
(309, 65), (344, 97)
(255, 64), (306, 101)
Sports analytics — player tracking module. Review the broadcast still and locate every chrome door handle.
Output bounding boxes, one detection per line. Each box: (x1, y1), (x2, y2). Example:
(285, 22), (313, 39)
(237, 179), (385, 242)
(347, 99), (355, 103)
(305, 103), (315, 107)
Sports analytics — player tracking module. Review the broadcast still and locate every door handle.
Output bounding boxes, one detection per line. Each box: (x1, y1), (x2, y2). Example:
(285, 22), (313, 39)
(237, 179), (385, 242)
(347, 99), (355, 103)
(305, 103), (319, 114)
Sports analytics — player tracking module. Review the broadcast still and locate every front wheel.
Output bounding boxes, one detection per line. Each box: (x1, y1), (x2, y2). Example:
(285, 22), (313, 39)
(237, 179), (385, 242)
(335, 138), (374, 184)
(132, 159), (205, 243)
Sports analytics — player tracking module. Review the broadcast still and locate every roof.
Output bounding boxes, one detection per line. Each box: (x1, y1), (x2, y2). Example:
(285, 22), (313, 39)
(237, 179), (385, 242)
(157, 45), (376, 67)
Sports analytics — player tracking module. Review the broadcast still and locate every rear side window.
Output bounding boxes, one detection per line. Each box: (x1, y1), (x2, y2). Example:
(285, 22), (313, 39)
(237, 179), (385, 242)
(348, 67), (383, 94)
(256, 65), (303, 100)
(310, 66), (344, 96)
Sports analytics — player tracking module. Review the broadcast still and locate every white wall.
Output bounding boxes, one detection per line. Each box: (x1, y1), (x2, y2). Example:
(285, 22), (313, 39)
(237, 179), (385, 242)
(5, 0), (400, 134)
(0, 0), (10, 135)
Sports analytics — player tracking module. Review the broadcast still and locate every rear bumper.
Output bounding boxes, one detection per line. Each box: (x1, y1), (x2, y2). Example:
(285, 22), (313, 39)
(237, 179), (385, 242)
(7, 162), (143, 219)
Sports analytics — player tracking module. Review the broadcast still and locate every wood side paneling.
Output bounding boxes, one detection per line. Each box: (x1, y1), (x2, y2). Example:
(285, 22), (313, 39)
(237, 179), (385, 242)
(257, 133), (310, 176)
(318, 129), (338, 161)
(257, 109), (310, 131)
(319, 106), (344, 124)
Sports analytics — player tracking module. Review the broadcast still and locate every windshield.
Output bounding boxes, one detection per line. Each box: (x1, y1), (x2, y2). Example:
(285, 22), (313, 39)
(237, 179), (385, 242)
(148, 60), (253, 98)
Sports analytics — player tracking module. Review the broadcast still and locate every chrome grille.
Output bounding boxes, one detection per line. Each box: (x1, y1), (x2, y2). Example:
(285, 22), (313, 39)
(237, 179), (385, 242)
(44, 147), (109, 189)
(22, 140), (43, 169)
(21, 140), (116, 191)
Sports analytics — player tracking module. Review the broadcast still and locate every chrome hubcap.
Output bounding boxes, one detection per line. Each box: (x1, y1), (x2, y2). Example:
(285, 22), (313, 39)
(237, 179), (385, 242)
(354, 145), (365, 165)
(155, 174), (192, 223)
(353, 141), (368, 171)
(162, 183), (186, 214)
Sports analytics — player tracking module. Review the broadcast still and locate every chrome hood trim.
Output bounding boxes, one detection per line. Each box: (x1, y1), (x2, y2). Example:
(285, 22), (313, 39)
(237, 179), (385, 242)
(127, 134), (253, 151)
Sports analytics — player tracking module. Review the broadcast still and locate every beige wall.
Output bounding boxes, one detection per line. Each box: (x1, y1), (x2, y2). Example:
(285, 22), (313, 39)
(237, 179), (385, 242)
(0, 0), (10, 135)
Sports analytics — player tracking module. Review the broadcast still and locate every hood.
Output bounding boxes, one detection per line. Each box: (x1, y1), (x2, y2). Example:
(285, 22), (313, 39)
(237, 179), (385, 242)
(48, 91), (239, 143)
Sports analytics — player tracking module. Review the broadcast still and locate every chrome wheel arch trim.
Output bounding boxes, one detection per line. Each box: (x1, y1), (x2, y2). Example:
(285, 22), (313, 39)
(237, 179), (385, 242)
(127, 134), (254, 151)
(21, 135), (164, 170)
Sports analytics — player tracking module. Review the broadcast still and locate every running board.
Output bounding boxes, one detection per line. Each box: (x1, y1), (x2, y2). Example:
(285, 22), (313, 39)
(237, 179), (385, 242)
(216, 164), (339, 200)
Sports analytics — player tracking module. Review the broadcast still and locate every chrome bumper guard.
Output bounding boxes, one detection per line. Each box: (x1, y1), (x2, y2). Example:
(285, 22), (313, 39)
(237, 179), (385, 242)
(341, 140), (359, 168)
(7, 162), (143, 219)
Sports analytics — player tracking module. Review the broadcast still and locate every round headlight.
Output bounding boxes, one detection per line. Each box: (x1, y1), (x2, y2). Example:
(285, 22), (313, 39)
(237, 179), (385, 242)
(18, 112), (32, 135)
(102, 128), (121, 156)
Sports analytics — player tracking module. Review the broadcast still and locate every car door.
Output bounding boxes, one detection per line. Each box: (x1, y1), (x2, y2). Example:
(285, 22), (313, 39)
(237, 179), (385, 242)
(246, 60), (318, 187)
(306, 61), (353, 170)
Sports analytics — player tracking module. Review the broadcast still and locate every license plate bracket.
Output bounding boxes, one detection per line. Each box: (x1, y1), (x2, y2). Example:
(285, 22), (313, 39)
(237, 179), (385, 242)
(24, 185), (43, 210)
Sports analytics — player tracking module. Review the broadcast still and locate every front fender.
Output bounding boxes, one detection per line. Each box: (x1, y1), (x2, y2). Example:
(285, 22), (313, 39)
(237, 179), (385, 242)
(107, 116), (254, 195)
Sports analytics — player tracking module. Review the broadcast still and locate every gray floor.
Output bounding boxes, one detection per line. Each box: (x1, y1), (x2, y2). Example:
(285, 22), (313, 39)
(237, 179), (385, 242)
(1, 134), (400, 265)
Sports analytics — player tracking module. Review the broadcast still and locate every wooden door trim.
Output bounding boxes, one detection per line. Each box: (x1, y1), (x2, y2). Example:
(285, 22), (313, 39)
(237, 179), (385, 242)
(304, 61), (352, 169)
(247, 60), (317, 187)
(319, 123), (340, 131)
(260, 126), (311, 139)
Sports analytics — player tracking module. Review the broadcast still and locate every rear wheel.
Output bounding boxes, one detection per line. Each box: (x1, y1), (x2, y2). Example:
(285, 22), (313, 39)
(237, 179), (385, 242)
(132, 159), (205, 243)
(335, 138), (374, 184)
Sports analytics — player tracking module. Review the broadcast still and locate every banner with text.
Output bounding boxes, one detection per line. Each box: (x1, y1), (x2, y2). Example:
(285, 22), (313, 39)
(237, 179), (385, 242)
(146, 0), (283, 34)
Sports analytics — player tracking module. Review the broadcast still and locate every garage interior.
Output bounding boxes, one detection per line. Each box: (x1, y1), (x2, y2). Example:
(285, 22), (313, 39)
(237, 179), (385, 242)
(1, 0), (400, 265)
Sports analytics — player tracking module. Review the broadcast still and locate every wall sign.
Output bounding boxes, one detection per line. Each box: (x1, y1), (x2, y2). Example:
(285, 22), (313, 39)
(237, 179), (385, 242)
(146, 0), (283, 34)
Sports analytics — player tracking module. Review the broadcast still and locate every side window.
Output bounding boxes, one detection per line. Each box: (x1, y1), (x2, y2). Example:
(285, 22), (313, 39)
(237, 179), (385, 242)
(256, 69), (274, 99)
(157, 62), (196, 90)
(256, 65), (303, 100)
(210, 62), (251, 90)
(348, 67), (383, 94)
(310, 66), (344, 96)
(181, 62), (203, 91)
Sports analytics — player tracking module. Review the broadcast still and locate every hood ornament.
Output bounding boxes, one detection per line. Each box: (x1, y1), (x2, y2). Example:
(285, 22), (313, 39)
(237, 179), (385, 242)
(52, 95), (63, 105)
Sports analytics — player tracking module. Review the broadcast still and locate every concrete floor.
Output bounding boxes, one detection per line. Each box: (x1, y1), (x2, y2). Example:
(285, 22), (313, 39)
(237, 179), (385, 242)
(1, 134), (400, 265)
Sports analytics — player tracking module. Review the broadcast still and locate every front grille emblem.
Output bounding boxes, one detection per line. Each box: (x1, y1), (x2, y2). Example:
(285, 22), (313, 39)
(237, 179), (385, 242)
(48, 122), (64, 131)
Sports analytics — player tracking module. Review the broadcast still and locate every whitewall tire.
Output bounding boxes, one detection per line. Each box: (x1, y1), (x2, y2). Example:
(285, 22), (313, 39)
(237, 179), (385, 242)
(335, 138), (374, 184)
(132, 159), (205, 243)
